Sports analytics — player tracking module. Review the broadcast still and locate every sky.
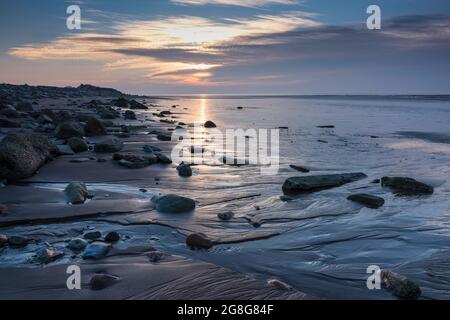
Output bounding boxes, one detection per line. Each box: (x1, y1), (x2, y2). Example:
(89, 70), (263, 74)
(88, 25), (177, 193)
(0, 0), (449, 95)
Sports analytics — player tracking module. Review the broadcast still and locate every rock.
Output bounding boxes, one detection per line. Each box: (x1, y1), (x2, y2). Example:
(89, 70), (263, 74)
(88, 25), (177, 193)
(280, 195), (294, 202)
(154, 194), (196, 213)
(317, 125), (335, 128)
(218, 211), (234, 221)
(143, 145), (161, 153)
(104, 231), (120, 243)
(67, 238), (88, 250)
(380, 269), (421, 299)
(267, 279), (292, 290)
(57, 144), (75, 155)
(289, 165), (310, 173)
(94, 138), (123, 153)
(147, 251), (163, 263)
(90, 273), (120, 290)
(55, 121), (84, 139)
(124, 110), (136, 120)
(317, 139), (328, 143)
(115, 154), (151, 169)
(64, 182), (88, 204)
(186, 233), (213, 249)
(84, 117), (107, 137)
(0, 234), (8, 247)
(82, 242), (110, 260)
(282, 173), (367, 195)
(237, 106), (243, 110)
(83, 231), (102, 240)
(381, 176), (433, 196)
(0, 117), (21, 128)
(155, 152), (172, 164)
(204, 120), (216, 128)
(34, 247), (64, 264)
(177, 162), (192, 177)
(69, 157), (91, 163)
(113, 97), (128, 108)
(129, 99), (148, 110)
(372, 179), (380, 184)
(37, 114), (54, 124)
(15, 101), (33, 112)
(347, 193), (385, 209)
(0, 133), (59, 180)
(8, 235), (29, 248)
(157, 133), (172, 141)
(67, 137), (88, 153)
(0, 106), (19, 118)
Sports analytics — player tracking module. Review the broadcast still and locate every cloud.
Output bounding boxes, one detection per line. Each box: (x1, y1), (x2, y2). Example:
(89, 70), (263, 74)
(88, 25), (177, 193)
(171, 0), (300, 7)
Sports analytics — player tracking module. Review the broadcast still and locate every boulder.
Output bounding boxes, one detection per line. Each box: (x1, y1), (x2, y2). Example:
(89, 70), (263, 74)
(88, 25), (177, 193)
(64, 182), (88, 204)
(104, 231), (120, 243)
(381, 176), (433, 196)
(67, 238), (88, 250)
(347, 193), (385, 209)
(154, 194), (196, 213)
(186, 233), (213, 249)
(57, 144), (75, 156)
(83, 231), (102, 240)
(380, 269), (421, 300)
(90, 273), (120, 290)
(113, 97), (128, 108)
(15, 101), (33, 112)
(177, 162), (192, 177)
(218, 211), (234, 221)
(94, 138), (123, 153)
(155, 152), (172, 164)
(55, 121), (84, 139)
(147, 251), (164, 263)
(0, 117), (21, 128)
(0, 133), (59, 180)
(204, 120), (216, 128)
(8, 235), (29, 247)
(34, 248), (64, 264)
(84, 117), (107, 137)
(282, 173), (367, 195)
(67, 137), (88, 153)
(157, 133), (172, 141)
(129, 100), (148, 110)
(289, 165), (310, 173)
(82, 242), (110, 260)
(114, 153), (152, 169)
(124, 110), (136, 120)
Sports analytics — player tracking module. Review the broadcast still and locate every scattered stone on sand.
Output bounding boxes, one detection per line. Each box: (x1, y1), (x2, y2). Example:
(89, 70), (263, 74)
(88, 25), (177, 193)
(124, 110), (136, 120)
(67, 238), (88, 250)
(176, 162), (192, 177)
(381, 176), (434, 196)
(64, 182), (88, 204)
(267, 279), (292, 290)
(0, 234), (8, 247)
(147, 251), (164, 263)
(218, 211), (234, 221)
(57, 144), (75, 155)
(90, 273), (120, 290)
(0, 117), (21, 128)
(154, 152), (172, 164)
(282, 172), (367, 195)
(380, 269), (421, 300)
(289, 164), (310, 173)
(8, 235), (29, 248)
(186, 233), (213, 249)
(84, 117), (107, 137)
(347, 193), (385, 209)
(105, 231), (120, 243)
(34, 247), (64, 264)
(82, 242), (111, 260)
(204, 120), (216, 128)
(83, 231), (102, 240)
(94, 138), (123, 153)
(0, 133), (59, 180)
(157, 133), (172, 141)
(154, 194), (196, 213)
(67, 137), (88, 153)
(55, 121), (84, 139)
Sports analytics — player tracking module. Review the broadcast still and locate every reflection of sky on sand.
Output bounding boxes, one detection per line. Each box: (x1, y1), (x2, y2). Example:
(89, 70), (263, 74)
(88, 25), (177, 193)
(385, 140), (450, 154)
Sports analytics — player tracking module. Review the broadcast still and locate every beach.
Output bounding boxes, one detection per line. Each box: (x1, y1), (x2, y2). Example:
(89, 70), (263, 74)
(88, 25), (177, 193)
(1, 85), (450, 299)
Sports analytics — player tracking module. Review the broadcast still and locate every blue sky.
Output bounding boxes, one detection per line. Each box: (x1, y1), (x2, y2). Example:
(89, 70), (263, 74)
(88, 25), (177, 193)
(0, 0), (449, 94)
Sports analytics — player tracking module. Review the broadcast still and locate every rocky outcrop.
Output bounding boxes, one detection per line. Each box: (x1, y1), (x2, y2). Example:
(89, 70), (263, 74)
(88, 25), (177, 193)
(381, 176), (433, 196)
(347, 193), (385, 209)
(282, 173), (367, 195)
(0, 133), (58, 180)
